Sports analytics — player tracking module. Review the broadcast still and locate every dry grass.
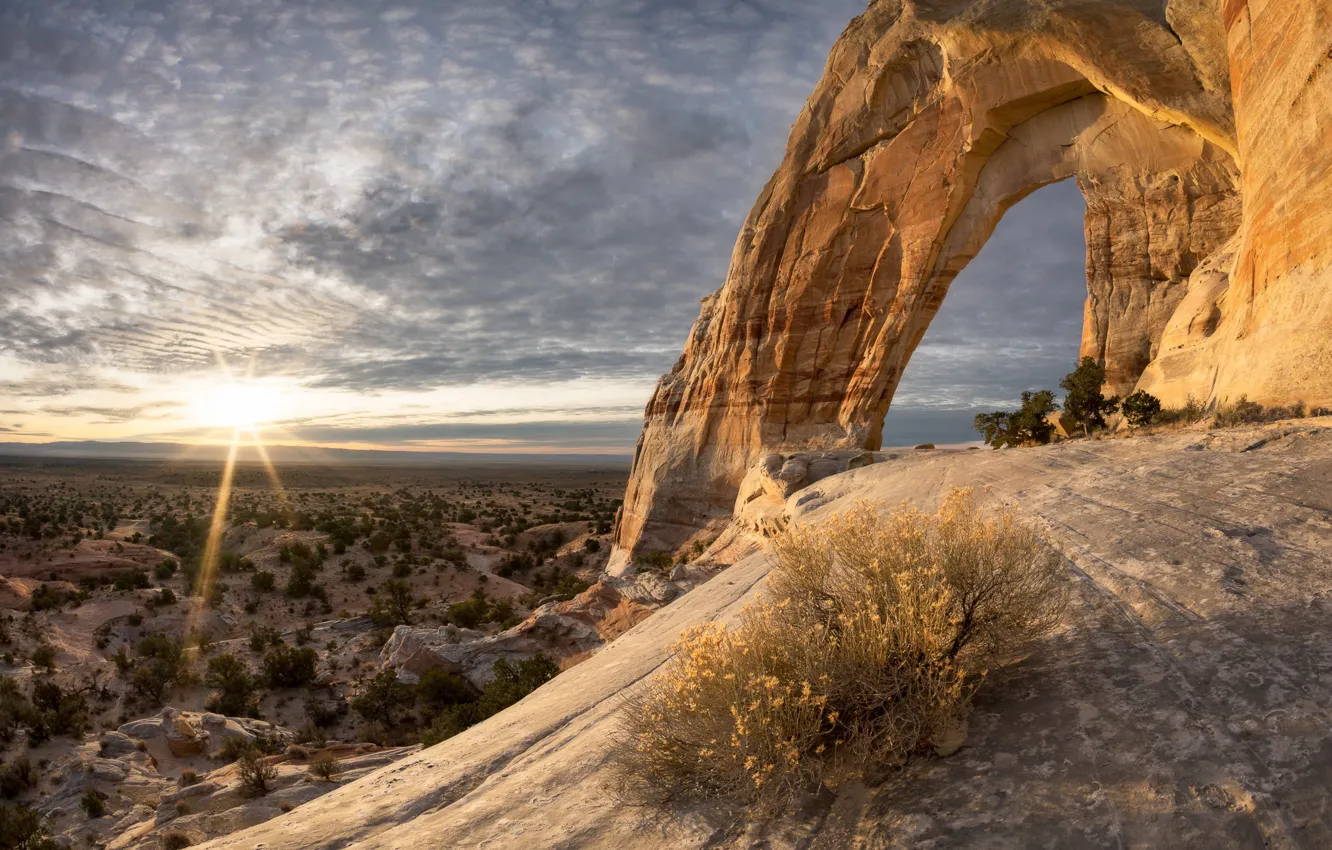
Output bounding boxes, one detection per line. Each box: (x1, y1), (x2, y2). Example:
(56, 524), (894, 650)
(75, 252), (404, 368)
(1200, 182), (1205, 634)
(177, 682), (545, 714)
(1212, 396), (1311, 428)
(308, 752), (342, 782)
(611, 489), (1068, 811)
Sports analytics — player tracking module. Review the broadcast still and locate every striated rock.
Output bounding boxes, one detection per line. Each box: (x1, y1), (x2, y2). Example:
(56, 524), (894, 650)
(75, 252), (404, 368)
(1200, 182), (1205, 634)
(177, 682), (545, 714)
(381, 581), (662, 687)
(611, 0), (1332, 564)
(197, 421), (1332, 849)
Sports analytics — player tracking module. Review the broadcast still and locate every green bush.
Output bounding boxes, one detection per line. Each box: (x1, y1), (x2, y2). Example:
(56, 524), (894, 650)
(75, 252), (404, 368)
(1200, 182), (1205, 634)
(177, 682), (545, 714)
(351, 670), (414, 726)
(113, 569), (151, 592)
(30, 645), (55, 672)
(79, 790), (106, 819)
(263, 646), (318, 688)
(0, 756), (37, 799)
(204, 654), (257, 716)
(1060, 357), (1120, 436)
(370, 580), (415, 627)
(0, 802), (58, 849)
(974, 390), (1058, 449)
(416, 670), (474, 710)
(1121, 390), (1163, 428)
(128, 637), (188, 705)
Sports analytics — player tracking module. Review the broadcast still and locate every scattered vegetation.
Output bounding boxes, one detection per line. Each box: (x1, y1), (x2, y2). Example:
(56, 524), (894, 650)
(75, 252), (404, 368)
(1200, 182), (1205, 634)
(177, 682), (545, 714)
(974, 390), (1058, 449)
(613, 490), (1067, 811)
(0, 802), (59, 849)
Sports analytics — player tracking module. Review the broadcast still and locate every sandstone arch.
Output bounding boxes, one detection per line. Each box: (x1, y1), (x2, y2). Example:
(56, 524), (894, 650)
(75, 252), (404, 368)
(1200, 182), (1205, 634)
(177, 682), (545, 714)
(612, 0), (1332, 568)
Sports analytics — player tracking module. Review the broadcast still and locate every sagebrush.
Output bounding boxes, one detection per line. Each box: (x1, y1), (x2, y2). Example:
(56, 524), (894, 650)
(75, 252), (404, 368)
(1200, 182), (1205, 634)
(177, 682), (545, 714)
(612, 489), (1068, 811)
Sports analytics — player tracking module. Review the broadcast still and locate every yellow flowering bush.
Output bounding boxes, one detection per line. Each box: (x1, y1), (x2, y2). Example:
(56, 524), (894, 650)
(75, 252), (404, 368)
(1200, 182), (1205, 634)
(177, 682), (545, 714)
(612, 488), (1067, 811)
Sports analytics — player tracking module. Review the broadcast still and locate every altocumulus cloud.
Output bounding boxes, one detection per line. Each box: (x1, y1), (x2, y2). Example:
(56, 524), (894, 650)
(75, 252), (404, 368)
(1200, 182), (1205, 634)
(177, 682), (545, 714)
(0, 0), (1089, 450)
(0, 0), (862, 390)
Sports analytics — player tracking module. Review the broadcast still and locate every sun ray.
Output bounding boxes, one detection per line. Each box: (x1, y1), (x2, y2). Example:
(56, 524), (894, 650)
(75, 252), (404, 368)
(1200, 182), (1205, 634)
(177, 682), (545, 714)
(250, 431), (292, 513)
(185, 429), (239, 641)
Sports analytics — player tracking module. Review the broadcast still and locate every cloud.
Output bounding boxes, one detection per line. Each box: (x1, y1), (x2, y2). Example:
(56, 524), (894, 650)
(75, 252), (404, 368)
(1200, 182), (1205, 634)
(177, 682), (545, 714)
(0, 0), (865, 401)
(0, 0), (1093, 452)
(40, 400), (183, 424)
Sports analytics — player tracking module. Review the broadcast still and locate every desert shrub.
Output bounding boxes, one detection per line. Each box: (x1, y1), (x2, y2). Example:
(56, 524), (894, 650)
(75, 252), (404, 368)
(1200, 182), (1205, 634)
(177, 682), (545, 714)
(369, 580), (415, 627)
(30, 645), (55, 673)
(445, 593), (488, 630)
(79, 790), (106, 818)
(154, 559), (178, 580)
(113, 569), (151, 592)
(1061, 357), (1120, 436)
(1120, 390), (1162, 428)
(236, 748), (278, 797)
(204, 654), (257, 716)
(974, 390), (1058, 449)
(308, 753), (341, 782)
(153, 587), (178, 606)
(179, 770), (199, 786)
(584, 538), (601, 553)
(161, 830), (193, 849)
(0, 802), (58, 849)
(26, 680), (89, 742)
(637, 552), (673, 572)
(27, 585), (66, 612)
(612, 490), (1067, 811)
(0, 756), (37, 799)
(416, 669), (475, 711)
(1214, 396), (1307, 428)
(251, 571), (276, 593)
(248, 624), (283, 653)
(351, 670), (414, 726)
(263, 646), (318, 688)
(129, 637), (188, 705)
(1155, 395), (1207, 427)
(344, 564), (366, 582)
(914, 443), (935, 450)
(421, 655), (557, 745)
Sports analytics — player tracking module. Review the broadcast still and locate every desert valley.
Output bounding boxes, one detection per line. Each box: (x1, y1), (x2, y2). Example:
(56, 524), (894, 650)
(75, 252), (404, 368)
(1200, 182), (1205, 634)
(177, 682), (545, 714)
(1, 0), (1331, 848)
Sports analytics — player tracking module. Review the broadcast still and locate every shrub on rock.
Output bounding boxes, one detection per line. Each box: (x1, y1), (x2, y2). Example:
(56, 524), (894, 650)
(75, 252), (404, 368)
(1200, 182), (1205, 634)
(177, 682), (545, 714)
(613, 489), (1068, 811)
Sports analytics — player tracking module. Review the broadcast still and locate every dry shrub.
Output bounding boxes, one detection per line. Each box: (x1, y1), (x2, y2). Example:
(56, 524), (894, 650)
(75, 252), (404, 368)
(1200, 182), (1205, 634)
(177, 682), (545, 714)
(161, 832), (193, 850)
(236, 749), (278, 797)
(612, 489), (1067, 811)
(308, 752), (342, 782)
(1213, 396), (1307, 428)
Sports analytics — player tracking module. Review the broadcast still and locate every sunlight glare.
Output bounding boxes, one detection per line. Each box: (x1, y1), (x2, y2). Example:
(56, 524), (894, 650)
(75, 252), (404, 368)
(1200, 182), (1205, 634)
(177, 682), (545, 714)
(193, 381), (284, 430)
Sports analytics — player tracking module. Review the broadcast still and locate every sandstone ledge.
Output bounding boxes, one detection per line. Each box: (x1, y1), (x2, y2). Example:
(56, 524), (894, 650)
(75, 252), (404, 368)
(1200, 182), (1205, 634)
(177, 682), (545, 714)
(203, 419), (1332, 849)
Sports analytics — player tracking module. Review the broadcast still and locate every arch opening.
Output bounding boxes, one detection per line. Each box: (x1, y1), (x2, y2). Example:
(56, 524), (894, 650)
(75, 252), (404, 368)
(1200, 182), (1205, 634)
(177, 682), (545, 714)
(881, 181), (1088, 447)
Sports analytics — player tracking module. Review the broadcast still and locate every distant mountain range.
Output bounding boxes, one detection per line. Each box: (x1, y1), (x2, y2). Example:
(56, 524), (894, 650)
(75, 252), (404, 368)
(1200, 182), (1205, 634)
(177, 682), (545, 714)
(0, 440), (631, 467)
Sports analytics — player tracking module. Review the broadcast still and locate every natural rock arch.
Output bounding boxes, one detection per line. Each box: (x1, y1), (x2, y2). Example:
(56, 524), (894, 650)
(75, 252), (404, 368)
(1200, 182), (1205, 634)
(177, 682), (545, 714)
(611, 0), (1332, 568)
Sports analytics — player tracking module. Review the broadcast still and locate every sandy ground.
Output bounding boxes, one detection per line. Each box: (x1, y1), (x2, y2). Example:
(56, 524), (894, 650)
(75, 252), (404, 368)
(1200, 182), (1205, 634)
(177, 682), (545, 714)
(201, 420), (1332, 850)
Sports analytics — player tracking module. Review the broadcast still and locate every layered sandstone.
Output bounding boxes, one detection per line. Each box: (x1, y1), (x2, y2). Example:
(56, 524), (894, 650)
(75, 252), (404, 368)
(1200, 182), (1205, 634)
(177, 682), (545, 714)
(612, 0), (1332, 566)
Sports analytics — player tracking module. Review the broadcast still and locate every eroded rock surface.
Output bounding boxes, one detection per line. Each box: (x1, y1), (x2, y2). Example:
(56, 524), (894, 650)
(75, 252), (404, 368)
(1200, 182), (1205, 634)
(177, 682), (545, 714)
(201, 419), (1332, 849)
(612, 0), (1332, 564)
(36, 710), (418, 850)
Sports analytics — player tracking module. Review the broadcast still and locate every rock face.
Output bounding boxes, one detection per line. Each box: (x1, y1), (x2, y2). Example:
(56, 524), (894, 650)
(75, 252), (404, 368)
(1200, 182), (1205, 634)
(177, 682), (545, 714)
(198, 419), (1332, 849)
(612, 0), (1332, 565)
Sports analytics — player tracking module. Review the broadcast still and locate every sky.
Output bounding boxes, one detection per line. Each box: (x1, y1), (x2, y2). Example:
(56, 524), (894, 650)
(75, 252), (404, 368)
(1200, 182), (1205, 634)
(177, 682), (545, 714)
(0, 0), (1089, 455)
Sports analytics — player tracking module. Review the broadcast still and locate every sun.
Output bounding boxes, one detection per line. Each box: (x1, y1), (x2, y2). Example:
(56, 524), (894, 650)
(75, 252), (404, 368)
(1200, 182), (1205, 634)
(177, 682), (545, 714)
(193, 380), (284, 431)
